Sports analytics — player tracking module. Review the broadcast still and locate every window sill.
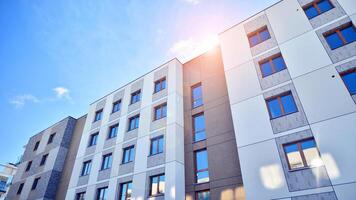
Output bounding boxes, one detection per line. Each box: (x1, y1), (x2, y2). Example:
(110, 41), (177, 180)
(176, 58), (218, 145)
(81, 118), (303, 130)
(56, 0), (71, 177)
(149, 193), (164, 198)
(127, 128), (138, 132)
(193, 138), (206, 144)
(153, 117), (166, 121)
(121, 161), (134, 165)
(148, 152), (163, 157)
(79, 174), (89, 177)
(99, 168), (111, 172)
(288, 164), (324, 172)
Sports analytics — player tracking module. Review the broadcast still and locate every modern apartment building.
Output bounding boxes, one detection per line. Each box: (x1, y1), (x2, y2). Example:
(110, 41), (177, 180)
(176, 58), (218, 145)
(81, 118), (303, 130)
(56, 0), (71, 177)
(6, 0), (356, 199)
(0, 163), (17, 200)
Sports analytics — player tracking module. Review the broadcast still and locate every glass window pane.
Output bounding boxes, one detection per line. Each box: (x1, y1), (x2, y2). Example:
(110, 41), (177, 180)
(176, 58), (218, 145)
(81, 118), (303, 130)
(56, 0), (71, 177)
(305, 6), (319, 19)
(155, 108), (161, 119)
(267, 98), (282, 118)
(318, 0), (333, 13)
(151, 177), (158, 196)
(196, 150), (208, 170)
(158, 138), (164, 153)
(272, 56), (286, 72)
(159, 175), (165, 194)
(249, 34), (259, 46)
(281, 94), (298, 114)
(260, 29), (270, 41)
(161, 79), (166, 89)
(155, 82), (161, 93)
(194, 115), (205, 132)
(260, 61), (273, 77)
(341, 26), (356, 44)
(197, 171), (210, 183)
(326, 32), (344, 49)
(151, 140), (158, 155)
(342, 71), (356, 94)
(284, 144), (304, 169)
(192, 85), (203, 108)
(302, 140), (323, 167)
(197, 191), (210, 200)
(129, 148), (135, 161)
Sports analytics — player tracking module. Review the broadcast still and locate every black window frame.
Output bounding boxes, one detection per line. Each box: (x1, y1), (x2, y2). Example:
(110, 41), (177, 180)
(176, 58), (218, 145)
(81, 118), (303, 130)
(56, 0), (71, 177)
(31, 177), (40, 190)
(101, 153), (113, 170)
(128, 115), (140, 131)
(76, 191), (86, 200)
(107, 123), (119, 139)
(150, 136), (164, 156)
(40, 154), (48, 166)
(94, 109), (103, 122)
(47, 133), (56, 144)
(154, 77), (167, 93)
(154, 103), (167, 121)
(88, 132), (99, 147)
(33, 141), (40, 151)
(130, 90), (141, 104)
(112, 100), (122, 113)
(149, 174), (165, 196)
(119, 181), (133, 200)
(81, 160), (92, 176)
(122, 146), (135, 164)
(25, 161), (32, 172)
(17, 183), (24, 195)
(96, 186), (108, 200)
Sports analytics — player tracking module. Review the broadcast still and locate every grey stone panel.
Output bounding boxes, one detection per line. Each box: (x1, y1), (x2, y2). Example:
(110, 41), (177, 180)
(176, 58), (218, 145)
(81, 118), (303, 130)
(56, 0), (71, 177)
(91, 120), (102, 130)
(104, 137), (116, 149)
(153, 65), (168, 80)
(152, 88), (168, 102)
(113, 90), (125, 102)
(118, 162), (134, 176)
(145, 167), (165, 199)
(316, 17), (356, 63)
(263, 83), (309, 134)
(97, 168), (111, 181)
(77, 175), (89, 187)
(85, 145), (96, 156)
(275, 129), (332, 192)
(75, 186), (87, 194)
(25, 170), (59, 200)
(130, 79), (144, 93)
(243, 14), (278, 56)
(44, 170), (61, 199)
(147, 153), (165, 168)
(128, 101), (141, 113)
(292, 191), (338, 200)
(150, 118), (167, 131)
(53, 147), (69, 172)
(124, 129), (138, 141)
(60, 117), (77, 148)
(95, 99), (107, 110)
(109, 109), (121, 122)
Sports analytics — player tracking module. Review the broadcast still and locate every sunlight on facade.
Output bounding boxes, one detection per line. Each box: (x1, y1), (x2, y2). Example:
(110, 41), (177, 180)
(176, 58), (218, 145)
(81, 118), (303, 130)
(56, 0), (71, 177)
(170, 186), (175, 198)
(220, 186), (246, 200)
(259, 164), (284, 189)
(321, 153), (340, 180)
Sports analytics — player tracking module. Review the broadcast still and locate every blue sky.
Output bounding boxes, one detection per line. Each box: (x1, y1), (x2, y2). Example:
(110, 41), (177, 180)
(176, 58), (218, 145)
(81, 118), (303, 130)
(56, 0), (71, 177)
(0, 0), (278, 164)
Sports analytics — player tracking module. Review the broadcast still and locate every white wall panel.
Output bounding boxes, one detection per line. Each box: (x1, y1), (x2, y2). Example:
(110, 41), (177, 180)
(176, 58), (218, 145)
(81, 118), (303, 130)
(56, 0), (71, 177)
(334, 183), (356, 200)
(337, 0), (356, 16)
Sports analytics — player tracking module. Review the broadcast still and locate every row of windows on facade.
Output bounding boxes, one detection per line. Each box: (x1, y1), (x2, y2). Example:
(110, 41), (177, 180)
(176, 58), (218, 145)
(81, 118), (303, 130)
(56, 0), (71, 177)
(32, 132), (56, 152)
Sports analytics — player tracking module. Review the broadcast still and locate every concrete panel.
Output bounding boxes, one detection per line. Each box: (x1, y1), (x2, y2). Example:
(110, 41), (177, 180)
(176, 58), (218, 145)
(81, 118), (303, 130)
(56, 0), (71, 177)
(334, 183), (356, 200)
(337, 0), (356, 15)
(292, 191), (337, 200)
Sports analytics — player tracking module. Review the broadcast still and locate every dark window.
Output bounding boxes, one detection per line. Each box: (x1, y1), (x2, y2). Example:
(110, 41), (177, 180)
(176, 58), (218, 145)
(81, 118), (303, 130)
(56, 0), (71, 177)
(259, 54), (287, 77)
(108, 124), (119, 139)
(340, 68), (356, 95)
(195, 149), (209, 183)
(112, 100), (122, 113)
(130, 90), (141, 104)
(324, 23), (356, 50)
(122, 146), (135, 164)
(40, 154), (48, 166)
(17, 183), (24, 195)
(94, 109), (103, 122)
(193, 113), (206, 142)
(101, 153), (112, 170)
(119, 181), (133, 200)
(248, 26), (271, 47)
(150, 136), (164, 156)
(128, 115), (140, 131)
(25, 161), (32, 172)
(196, 190), (210, 200)
(76, 192), (86, 200)
(33, 141), (40, 151)
(154, 103), (167, 120)
(47, 133), (56, 144)
(154, 77), (167, 93)
(81, 160), (92, 176)
(88, 132), (99, 147)
(96, 187), (108, 200)
(149, 174), (165, 196)
(266, 92), (298, 119)
(31, 177), (40, 190)
(284, 138), (323, 170)
(303, 0), (334, 19)
(192, 83), (203, 108)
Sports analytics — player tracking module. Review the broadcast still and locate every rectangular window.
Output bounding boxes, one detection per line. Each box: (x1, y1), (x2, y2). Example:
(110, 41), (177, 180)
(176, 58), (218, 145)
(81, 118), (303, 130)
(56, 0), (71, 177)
(340, 68), (356, 95)
(122, 146), (135, 164)
(130, 90), (141, 104)
(119, 181), (133, 200)
(248, 26), (271, 47)
(303, 0), (334, 19)
(47, 133), (56, 144)
(192, 83), (203, 108)
(108, 124), (119, 139)
(128, 115), (140, 131)
(25, 161), (32, 172)
(195, 149), (209, 183)
(154, 77), (167, 93)
(33, 141), (40, 151)
(149, 174), (165, 196)
(266, 92), (298, 119)
(96, 187), (108, 200)
(101, 153), (112, 170)
(259, 53), (287, 77)
(193, 113), (206, 142)
(324, 23), (356, 50)
(88, 132), (99, 146)
(112, 100), (122, 113)
(284, 138), (323, 170)
(94, 109), (103, 122)
(150, 136), (164, 156)
(40, 154), (48, 166)
(17, 183), (24, 195)
(31, 177), (40, 190)
(76, 192), (86, 200)
(196, 190), (210, 200)
(81, 160), (92, 176)
(154, 103), (167, 120)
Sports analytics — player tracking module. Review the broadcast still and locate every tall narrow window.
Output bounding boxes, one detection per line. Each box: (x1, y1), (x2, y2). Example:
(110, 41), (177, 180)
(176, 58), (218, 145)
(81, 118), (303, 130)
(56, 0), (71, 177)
(248, 26), (271, 47)
(303, 0), (334, 19)
(88, 132), (99, 146)
(284, 138), (323, 170)
(193, 113), (206, 142)
(112, 100), (121, 113)
(195, 149), (209, 183)
(17, 183), (24, 195)
(31, 177), (40, 190)
(340, 68), (356, 95)
(122, 146), (135, 164)
(154, 103), (167, 120)
(196, 190), (210, 200)
(149, 174), (165, 196)
(192, 83), (203, 108)
(130, 90), (141, 104)
(259, 53), (287, 77)
(47, 133), (56, 144)
(96, 187), (108, 200)
(128, 115), (140, 131)
(94, 109), (103, 122)
(150, 136), (164, 156)
(33, 141), (40, 151)
(40, 154), (48, 166)
(119, 181), (133, 200)
(324, 23), (356, 50)
(81, 160), (92, 176)
(108, 124), (119, 139)
(101, 153), (112, 170)
(266, 92), (298, 119)
(154, 77), (166, 93)
(25, 161), (32, 172)
(76, 192), (86, 200)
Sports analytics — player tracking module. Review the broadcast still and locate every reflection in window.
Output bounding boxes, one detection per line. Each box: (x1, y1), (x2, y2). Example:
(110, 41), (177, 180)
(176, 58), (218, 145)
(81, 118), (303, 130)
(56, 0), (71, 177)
(192, 83), (203, 108)
(340, 68), (356, 95)
(196, 190), (210, 200)
(76, 192), (86, 200)
(259, 54), (287, 77)
(122, 146), (135, 164)
(195, 149), (209, 183)
(119, 182), (132, 200)
(150, 174), (165, 196)
(150, 136), (164, 156)
(96, 187), (108, 200)
(324, 23), (356, 50)
(193, 113), (206, 142)
(248, 26), (271, 47)
(108, 124), (119, 139)
(266, 92), (298, 119)
(89, 132), (99, 146)
(303, 0), (334, 19)
(81, 160), (92, 176)
(101, 153), (112, 170)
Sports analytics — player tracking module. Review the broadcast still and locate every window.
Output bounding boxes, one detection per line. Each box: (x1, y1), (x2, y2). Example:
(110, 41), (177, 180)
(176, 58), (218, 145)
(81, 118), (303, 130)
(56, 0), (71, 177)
(33, 141), (40, 151)
(112, 100), (121, 113)
(196, 190), (210, 200)
(324, 23), (356, 50)
(259, 54), (287, 77)
(119, 181), (132, 200)
(284, 138), (323, 170)
(94, 109), (103, 122)
(248, 26), (271, 47)
(47, 133), (56, 144)
(40, 154), (48, 166)
(25, 161), (32, 172)
(303, 0), (334, 19)
(154, 103), (167, 120)
(122, 146), (135, 164)
(17, 183), (24, 195)
(130, 90), (141, 104)
(81, 160), (92, 176)
(31, 177), (40, 190)
(340, 68), (356, 95)
(76, 192), (86, 200)
(128, 115), (140, 131)
(193, 113), (206, 142)
(96, 187), (108, 200)
(108, 124), (119, 139)
(154, 77), (166, 93)
(266, 92), (298, 119)
(88, 132), (99, 146)
(101, 153), (112, 170)
(192, 83), (203, 108)
(195, 149), (209, 183)
(149, 174), (165, 196)
(150, 136), (164, 156)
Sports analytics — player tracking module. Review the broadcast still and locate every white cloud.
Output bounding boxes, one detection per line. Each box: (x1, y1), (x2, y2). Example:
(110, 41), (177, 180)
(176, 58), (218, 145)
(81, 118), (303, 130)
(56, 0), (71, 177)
(53, 87), (71, 99)
(183, 0), (201, 5)
(9, 94), (39, 109)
